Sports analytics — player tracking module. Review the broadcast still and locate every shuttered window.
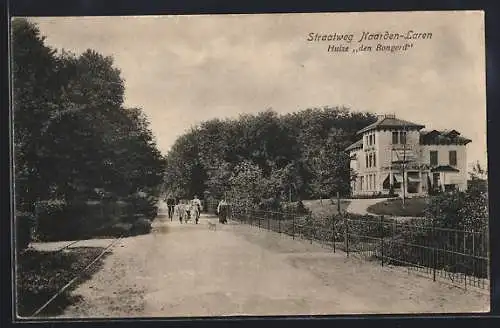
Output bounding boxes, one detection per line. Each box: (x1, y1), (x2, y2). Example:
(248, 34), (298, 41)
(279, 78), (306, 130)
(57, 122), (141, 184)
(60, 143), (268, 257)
(430, 151), (438, 166)
(449, 150), (457, 166)
(392, 132), (398, 144)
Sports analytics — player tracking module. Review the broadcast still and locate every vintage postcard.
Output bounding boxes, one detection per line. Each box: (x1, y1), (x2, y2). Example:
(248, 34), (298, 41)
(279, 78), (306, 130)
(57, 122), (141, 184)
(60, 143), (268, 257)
(11, 11), (489, 320)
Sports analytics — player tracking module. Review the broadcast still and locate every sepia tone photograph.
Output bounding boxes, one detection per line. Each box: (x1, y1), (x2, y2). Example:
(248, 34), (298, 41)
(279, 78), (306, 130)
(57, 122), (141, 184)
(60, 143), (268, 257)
(11, 11), (489, 319)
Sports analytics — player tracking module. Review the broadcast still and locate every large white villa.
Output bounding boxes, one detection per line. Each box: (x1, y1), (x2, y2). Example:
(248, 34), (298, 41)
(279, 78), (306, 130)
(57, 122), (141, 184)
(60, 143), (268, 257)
(346, 114), (472, 197)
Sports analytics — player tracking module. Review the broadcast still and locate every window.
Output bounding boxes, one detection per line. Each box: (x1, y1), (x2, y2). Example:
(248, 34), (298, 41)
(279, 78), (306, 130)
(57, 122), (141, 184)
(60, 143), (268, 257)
(392, 132), (398, 144)
(365, 154), (368, 168)
(373, 153), (376, 167)
(449, 150), (457, 166)
(430, 151), (438, 166)
(368, 153), (372, 167)
(400, 131), (407, 144)
(373, 134), (375, 145)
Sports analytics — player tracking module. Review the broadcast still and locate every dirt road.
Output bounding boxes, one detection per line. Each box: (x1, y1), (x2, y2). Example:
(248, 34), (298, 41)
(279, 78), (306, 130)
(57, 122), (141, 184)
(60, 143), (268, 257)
(59, 214), (489, 318)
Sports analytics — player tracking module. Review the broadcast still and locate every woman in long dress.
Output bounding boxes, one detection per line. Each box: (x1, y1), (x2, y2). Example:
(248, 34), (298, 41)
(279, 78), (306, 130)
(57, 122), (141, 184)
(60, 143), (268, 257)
(217, 199), (229, 224)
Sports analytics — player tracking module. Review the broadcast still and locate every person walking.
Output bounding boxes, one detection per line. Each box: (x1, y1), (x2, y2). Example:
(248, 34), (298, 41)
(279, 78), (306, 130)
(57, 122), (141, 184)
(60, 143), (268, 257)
(216, 199), (229, 224)
(191, 195), (202, 224)
(166, 196), (176, 220)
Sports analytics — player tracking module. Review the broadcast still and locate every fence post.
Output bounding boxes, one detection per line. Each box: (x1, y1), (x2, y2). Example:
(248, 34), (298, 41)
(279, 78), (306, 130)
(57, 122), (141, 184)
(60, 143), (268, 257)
(380, 215), (384, 267)
(432, 218), (437, 282)
(292, 214), (295, 240)
(267, 212), (270, 231)
(344, 212), (349, 257)
(332, 215), (336, 253)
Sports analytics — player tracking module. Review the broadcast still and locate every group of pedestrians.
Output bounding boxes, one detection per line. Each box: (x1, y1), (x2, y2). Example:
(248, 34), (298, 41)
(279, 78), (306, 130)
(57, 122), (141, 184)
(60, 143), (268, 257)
(164, 194), (230, 224)
(164, 195), (202, 222)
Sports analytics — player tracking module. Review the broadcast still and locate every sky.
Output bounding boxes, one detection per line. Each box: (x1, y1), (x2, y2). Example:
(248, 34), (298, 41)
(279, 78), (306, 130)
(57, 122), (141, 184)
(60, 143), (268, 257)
(27, 11), (487, 171)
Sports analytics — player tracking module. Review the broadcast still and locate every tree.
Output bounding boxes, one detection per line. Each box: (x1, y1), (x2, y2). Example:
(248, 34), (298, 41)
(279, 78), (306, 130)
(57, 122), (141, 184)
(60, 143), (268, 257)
(163, 107), (377, 205)
(12, 18), (60, 211)
(13, 19), (166, 237)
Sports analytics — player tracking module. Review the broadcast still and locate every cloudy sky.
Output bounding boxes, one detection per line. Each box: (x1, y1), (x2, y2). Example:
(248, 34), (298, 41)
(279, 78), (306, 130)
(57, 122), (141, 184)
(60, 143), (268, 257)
(28, 11), (486, 169)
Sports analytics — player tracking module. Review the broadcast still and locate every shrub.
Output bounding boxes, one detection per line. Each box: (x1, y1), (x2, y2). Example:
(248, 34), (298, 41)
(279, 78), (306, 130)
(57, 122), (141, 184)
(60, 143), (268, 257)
(296, 200), (311, 215)
(424, 189), (488, 231)
(125, 193), (159, 220)
(35, 199), (133, 241)
(131, 218), (152, 235)
(258, 197), (282, 212)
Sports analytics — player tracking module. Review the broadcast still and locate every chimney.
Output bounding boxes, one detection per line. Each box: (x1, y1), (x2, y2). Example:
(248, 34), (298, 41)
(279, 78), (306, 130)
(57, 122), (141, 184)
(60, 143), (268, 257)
(377, 113), (396, 120)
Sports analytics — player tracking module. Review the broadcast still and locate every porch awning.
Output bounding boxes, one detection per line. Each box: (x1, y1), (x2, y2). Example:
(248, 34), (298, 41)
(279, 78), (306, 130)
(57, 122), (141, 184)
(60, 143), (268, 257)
(431, 165), (460, 173)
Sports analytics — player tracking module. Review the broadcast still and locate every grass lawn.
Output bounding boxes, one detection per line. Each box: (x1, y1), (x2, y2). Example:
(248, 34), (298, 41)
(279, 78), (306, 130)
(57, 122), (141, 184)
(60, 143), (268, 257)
(16, 247), (109, 318)
(366, 197), (428, 217)
(302, 199), (351, 219)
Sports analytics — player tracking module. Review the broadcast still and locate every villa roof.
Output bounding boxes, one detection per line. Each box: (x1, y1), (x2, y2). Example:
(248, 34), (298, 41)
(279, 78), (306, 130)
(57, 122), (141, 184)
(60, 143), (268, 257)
(357, 115), (425, 135)
(345, 139), (363, 151)
(420, 130), (471, 145)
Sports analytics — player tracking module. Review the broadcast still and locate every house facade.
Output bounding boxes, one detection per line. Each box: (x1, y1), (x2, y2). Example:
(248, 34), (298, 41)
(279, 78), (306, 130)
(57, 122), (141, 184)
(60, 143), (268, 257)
(346, 114), (471, 197)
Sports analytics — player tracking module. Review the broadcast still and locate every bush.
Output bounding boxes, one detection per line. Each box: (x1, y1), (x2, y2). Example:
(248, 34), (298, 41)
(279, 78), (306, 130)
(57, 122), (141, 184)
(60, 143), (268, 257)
(296, 200), (311, 215)
(424, 189), (488, 231)
(258, 197), (283, 212)
(35, 199), (134, 241)
(125, 193), (159, 220)
(131, 218), (152, 235)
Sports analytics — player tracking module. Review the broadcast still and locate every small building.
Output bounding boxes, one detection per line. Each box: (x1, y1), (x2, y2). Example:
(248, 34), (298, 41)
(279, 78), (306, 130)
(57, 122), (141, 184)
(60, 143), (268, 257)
(345, 114), (471, 197)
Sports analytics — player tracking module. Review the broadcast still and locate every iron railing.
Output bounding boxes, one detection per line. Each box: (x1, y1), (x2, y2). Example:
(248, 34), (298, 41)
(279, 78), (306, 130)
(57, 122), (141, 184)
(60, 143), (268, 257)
(228, 204), (489, 291)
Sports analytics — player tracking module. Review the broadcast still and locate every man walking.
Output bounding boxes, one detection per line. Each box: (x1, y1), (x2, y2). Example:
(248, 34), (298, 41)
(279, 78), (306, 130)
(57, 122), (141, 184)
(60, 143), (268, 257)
(166, 196), (176, 220)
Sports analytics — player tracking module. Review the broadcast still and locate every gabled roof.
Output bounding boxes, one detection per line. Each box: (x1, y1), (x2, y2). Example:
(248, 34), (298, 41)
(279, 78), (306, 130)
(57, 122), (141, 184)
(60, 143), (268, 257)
(356, 115), (425, 134)
(420, 130), (471, 145)
(345, 139), (363, 152)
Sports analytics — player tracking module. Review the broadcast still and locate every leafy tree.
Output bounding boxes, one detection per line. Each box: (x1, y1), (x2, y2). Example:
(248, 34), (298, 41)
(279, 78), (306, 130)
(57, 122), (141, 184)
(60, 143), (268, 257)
(13, 19), (166, 240)
(163, 106), (377, 207)
(12, 18), (60, 211)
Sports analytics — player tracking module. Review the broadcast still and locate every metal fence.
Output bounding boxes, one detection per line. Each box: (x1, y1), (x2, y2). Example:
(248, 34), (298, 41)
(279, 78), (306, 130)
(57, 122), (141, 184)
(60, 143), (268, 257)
(228, 204), (489, 291)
